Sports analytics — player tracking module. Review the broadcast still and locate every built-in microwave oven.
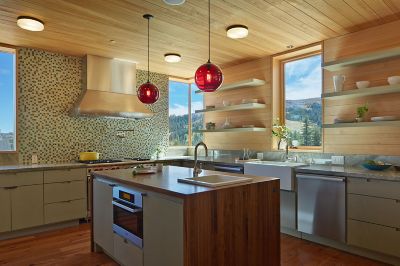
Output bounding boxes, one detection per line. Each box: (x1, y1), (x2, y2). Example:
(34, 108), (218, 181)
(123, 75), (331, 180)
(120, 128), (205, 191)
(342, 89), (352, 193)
(112, 186), (144, 248)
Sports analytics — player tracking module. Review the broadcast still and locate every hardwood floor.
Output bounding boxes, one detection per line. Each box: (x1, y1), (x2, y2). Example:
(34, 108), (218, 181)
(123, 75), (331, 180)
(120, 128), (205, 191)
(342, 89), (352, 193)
(0, 224), (387, 266)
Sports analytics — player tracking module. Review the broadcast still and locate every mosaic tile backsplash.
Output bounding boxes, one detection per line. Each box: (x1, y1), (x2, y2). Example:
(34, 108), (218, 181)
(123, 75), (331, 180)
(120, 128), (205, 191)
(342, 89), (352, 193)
(17, 48), (169, 164)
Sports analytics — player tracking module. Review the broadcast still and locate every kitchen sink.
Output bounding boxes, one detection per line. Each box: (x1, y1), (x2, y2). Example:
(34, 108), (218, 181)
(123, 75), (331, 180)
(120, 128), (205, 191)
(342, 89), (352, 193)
(244, 161), (307, 190)
(177, 174), (253, 187)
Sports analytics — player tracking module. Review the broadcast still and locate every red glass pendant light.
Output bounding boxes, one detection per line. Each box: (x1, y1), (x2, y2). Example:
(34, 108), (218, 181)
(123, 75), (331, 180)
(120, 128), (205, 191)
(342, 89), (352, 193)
(137, 14), (159, 104)
(194, 0), (223, 92)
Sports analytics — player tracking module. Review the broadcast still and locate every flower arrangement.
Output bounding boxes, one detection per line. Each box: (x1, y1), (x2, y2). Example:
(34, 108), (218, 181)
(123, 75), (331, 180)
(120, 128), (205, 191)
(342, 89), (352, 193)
(272, 118), (290, 150)
(356, 104), (368, 122)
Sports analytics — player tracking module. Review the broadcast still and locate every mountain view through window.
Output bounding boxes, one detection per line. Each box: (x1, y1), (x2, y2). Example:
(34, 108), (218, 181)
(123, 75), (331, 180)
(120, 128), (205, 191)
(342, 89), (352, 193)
(284, 54), (322, 147)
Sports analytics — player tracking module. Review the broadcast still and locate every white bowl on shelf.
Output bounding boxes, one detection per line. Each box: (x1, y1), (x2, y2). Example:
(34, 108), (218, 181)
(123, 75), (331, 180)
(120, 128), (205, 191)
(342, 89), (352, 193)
(356, 81), (370, 89)
(371, 116), (398, 122)
(388, 76), (400, 85)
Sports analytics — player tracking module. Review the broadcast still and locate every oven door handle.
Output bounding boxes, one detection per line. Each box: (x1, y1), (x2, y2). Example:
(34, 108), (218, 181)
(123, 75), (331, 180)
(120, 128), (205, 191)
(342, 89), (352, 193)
(112, 200), (142, 213)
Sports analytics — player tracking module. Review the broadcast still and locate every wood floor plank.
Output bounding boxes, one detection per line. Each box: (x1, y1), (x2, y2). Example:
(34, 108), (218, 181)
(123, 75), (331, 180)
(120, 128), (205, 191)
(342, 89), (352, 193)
(0, 224), (386, 266)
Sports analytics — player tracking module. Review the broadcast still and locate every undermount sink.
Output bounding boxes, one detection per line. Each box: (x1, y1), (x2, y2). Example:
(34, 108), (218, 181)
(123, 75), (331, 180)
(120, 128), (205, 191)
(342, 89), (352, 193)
(177, 174), (253, 187)
(248, 160), (307, 167)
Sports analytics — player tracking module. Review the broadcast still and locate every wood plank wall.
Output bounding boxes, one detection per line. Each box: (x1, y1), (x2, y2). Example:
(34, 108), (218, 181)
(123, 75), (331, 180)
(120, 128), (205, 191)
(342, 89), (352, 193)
(203, 57), (271, 150)
(323, 20), (400, 155)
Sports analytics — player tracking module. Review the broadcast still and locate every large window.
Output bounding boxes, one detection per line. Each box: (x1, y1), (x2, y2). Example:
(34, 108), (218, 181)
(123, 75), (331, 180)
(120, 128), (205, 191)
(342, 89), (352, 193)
(168, 81), (203, 146)
(0, 48), (16, 152)
(283, 54), (322, 148)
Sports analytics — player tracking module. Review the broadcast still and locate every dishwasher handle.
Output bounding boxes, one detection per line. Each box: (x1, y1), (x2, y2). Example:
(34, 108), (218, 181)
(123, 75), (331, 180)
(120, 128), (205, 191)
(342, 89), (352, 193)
(297, 174), (345, 182)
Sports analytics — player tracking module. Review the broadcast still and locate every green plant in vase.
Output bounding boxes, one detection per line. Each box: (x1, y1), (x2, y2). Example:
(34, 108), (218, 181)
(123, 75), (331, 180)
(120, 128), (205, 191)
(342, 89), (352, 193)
(272, 118), (290, 150)
(356, 104), (368, 122)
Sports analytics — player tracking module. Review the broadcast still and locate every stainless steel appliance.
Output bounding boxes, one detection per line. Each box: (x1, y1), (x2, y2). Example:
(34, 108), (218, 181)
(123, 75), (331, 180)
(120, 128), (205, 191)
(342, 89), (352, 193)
(213, 163), (244, 174)
(112, 186), (144, 248)
(297, 174), (346, 242)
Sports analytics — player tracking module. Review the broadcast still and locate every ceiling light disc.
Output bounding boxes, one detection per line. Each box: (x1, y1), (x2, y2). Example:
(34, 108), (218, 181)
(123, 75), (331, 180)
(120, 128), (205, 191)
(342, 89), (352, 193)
(226, 25), (248, 39)
(164, 53), (181, 63)
(17, 16), (44, 31)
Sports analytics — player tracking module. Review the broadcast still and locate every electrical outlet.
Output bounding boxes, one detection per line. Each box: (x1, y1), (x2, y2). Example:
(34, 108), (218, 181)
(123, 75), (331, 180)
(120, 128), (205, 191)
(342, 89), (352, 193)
(331, 155), (345, 165)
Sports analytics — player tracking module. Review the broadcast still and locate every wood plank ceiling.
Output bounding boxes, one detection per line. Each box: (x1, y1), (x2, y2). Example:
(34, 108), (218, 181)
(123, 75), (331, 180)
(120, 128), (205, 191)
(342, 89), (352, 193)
(0, 0), (399, 78)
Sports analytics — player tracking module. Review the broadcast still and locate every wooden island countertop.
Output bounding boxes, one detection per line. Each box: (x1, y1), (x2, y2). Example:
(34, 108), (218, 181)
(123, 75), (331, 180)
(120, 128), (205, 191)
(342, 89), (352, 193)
(91, 166), (280, 266)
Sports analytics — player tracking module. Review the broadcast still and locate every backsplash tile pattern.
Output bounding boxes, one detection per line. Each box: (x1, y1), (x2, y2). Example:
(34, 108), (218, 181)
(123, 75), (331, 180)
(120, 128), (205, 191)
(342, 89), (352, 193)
(17, 48), (169, 163)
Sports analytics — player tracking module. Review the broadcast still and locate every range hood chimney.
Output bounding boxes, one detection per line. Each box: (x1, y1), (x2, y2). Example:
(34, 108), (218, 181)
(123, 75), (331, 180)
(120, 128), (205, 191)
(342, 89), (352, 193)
(70, 55), (153, 119)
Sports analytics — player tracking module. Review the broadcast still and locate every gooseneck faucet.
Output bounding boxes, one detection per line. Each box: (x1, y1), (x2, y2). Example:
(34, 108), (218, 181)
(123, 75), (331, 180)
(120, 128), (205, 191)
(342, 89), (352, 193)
(193, 141), (208, 177)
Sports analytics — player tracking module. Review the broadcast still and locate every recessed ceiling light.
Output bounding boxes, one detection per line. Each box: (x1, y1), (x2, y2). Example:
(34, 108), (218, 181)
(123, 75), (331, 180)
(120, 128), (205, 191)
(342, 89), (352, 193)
(286, 45), (294, 49)
(164, 53), (181, 63)
(226, 25), (248, 39)
(163, 0), (185, 5)
(17, 16), (44, 31)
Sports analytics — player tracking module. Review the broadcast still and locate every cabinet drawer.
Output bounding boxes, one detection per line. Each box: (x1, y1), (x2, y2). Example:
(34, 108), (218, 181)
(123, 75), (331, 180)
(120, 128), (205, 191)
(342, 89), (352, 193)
(114, 234), (143, 266)
(348, 177), (400, 199)
(348, 194), (400, 228)
(44, 168), (86, 183)
(348, 219), (400, 257)
(44, 181), (86, 204)
(0, 171), (43, 187)
(44, 199), (86, 224)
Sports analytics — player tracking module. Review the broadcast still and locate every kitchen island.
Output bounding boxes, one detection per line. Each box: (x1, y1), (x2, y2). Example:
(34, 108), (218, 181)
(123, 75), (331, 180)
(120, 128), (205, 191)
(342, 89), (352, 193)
(91, 165), (280, 266)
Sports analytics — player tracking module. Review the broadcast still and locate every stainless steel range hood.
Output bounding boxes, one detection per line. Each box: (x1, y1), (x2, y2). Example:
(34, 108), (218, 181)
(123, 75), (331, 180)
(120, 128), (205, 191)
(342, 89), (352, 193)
(70, 55), (153, 119)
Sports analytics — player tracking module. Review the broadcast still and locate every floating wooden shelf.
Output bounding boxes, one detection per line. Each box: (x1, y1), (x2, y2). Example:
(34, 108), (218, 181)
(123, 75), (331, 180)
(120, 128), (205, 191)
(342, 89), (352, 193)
(322, 84), (400, 100)
(323, 120), (400, 128)
(323, 47), (400, 71)
(194, 127), (267, 133)
(195, 78), (265, 94)
(195, 103), (266, 113)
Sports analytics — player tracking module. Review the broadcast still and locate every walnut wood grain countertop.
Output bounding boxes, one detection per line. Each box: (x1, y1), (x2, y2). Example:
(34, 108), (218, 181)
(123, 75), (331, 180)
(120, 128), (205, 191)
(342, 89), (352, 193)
(92, 166), (279, 198)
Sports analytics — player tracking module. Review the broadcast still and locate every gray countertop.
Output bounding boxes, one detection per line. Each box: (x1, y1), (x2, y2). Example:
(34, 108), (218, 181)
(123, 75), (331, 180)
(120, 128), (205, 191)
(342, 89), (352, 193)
(297, 164), (400, 182)
(93, 166), (277, 198)
(1, 156), (399, 182)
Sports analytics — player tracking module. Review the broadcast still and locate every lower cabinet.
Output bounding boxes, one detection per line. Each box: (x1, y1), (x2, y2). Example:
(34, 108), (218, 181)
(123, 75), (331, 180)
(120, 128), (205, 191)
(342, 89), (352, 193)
(93, 178), (114, 256)
(348, 220), (400, 257)
(347, 177), (400, 257)
(44, 199), (86, 224)
(114, 234), (143, 266)
(11, 184), (44, 231)
(0, 188), (11, 233)
(281, 190), (296, 230)
(143, 193), (184, 266)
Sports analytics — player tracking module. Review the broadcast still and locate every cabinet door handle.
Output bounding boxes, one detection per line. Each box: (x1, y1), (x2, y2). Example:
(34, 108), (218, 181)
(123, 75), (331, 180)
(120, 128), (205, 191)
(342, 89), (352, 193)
(4, 186), (18, 190)
(108, 184), (116, 187)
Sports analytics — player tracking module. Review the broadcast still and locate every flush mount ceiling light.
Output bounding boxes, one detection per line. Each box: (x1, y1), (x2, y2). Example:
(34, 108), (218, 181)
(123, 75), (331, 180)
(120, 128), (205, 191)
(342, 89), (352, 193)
(137, 14), (159, 104)
(226, 25), (248, 39)
(17, 16), (44, 31)
(164, 53), (181, 63)
(194, 0), (223, 92)
(163, 0), (185, 5)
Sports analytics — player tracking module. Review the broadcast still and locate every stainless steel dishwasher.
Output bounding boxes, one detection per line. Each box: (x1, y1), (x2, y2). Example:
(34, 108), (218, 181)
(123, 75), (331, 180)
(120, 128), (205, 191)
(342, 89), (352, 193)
(297, 174), (346, 242)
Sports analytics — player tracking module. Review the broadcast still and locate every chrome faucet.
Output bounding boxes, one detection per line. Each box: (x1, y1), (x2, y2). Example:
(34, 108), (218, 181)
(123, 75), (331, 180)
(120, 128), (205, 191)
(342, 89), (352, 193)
(193, 141), (208, 177)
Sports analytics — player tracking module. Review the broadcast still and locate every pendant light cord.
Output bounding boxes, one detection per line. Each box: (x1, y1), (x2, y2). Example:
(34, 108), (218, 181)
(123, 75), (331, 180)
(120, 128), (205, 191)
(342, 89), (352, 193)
(208, 0), (211, 63)
(147, 16), (150, 82)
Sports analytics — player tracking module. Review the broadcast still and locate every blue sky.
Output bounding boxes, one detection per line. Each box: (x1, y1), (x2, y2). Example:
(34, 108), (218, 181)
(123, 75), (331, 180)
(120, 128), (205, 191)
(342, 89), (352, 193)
(284, 54), (322, 100)
(0, 52), (15, 133)
(169, 81), (203, 116)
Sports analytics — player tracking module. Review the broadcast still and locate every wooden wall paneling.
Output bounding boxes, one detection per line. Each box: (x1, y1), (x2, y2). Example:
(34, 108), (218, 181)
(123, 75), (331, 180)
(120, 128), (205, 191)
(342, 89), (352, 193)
(323, 20), (400, 156)
(203, 57), (271, 151)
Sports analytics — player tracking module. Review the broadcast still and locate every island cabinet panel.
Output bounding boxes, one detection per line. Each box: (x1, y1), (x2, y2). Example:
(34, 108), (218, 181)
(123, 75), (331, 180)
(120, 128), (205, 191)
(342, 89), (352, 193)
(143, 193), (184, 266)
(93, 178), (114, 256)
(183, 180), (280, 266)
(114, 234), (143, 266)
(0, 188), (11, 233)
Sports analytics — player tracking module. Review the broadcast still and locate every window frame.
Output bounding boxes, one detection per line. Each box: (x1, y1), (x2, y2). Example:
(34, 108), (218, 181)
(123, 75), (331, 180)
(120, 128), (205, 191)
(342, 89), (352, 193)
(0, 45), (18, 154)
(280, 50), (323, 151)
(168, 78), (203, 147)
